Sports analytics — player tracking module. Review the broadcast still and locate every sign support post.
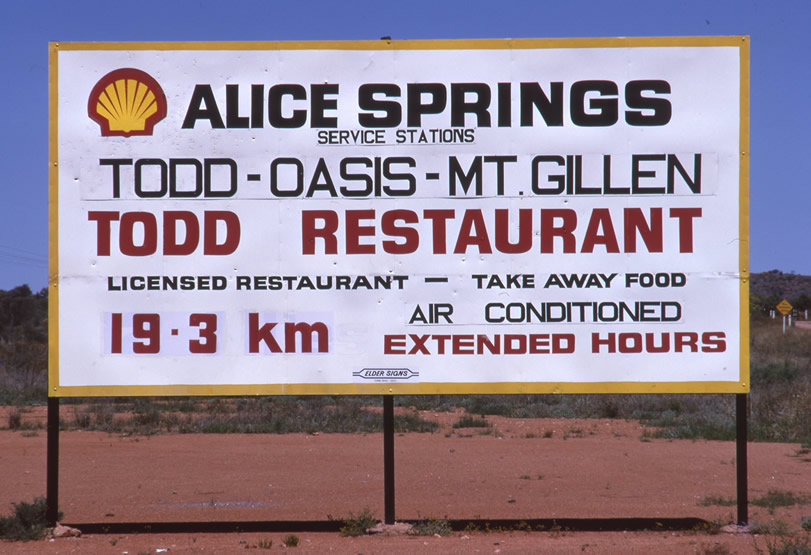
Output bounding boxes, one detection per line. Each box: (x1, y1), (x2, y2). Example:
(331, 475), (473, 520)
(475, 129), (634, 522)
(735, 393), (748, 525)
(47, 396), (60, 526)
(383, 396), (395, 525)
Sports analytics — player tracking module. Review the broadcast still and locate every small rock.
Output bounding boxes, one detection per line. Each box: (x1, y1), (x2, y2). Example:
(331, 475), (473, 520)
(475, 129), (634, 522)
(720, 524), (751, 534)
(52, 524), (82, 538)
(367, 522), (413, 536)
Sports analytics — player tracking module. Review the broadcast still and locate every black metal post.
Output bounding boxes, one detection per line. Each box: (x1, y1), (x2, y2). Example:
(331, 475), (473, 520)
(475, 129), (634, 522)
(47, 396), (60, 526)
(735, 393), (748, 525)
(383, 395), (395, 524)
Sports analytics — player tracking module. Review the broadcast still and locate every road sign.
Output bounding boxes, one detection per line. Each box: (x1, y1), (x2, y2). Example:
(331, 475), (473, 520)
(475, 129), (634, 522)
(50, 37), (750, 396)
(776, 299), (793, 316)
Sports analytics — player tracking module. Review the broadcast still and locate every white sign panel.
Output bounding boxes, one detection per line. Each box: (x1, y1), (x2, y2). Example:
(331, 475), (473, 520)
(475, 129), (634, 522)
(49, 37), (749, 396)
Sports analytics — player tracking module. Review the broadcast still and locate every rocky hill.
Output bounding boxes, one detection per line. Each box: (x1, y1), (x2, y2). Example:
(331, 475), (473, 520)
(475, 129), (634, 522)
(750, 270), (811, 301)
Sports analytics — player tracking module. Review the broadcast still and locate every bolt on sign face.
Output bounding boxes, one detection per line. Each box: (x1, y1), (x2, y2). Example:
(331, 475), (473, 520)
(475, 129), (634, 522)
(49, 37), (749, 397)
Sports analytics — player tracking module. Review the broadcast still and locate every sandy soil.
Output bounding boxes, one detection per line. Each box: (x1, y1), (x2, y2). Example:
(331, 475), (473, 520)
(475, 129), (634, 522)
(0, 410), (809, 553)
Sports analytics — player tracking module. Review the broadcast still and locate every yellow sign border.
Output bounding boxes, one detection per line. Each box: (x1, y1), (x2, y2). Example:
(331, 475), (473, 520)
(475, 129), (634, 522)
(49, 36), (750, 397)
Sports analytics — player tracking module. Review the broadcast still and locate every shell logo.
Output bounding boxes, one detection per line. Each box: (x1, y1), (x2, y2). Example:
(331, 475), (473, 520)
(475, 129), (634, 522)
(88, 68), (167, 137)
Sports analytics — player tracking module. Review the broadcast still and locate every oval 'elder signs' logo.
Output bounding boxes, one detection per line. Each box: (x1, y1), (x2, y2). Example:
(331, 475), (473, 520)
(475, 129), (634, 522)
(87, 68), (167, 137)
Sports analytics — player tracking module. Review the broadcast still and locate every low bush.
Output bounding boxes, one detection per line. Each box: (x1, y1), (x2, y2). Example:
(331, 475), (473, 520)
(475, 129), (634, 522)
(754, 535), (811, 555)
(282, 534), (299, 547)
(752, 490), (810, 513)
(60, 396), (438, 435)
(749, 519), (792, 537)
(410, 518), (453, 536)
(0, 498), (61, 541)
(339, 507), (376, 537)
(452, 415), (490, 428)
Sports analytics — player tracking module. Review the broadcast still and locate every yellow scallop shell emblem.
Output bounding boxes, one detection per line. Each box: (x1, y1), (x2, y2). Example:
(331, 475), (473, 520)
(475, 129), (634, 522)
(88, 68), (167, 137)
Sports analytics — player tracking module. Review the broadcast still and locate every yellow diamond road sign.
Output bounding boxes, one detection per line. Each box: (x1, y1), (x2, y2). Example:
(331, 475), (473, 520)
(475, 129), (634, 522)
(777, 299), (793, 316)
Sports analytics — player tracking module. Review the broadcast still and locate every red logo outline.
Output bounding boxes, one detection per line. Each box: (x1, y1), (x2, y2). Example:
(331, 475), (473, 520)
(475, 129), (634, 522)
(88, 68), (167, 137)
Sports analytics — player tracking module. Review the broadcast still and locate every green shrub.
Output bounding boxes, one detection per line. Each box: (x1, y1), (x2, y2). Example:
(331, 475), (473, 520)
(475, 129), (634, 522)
(756, 535), (811, 555)
(698, 495), (737, 507)
(282, 534), (299, 547)
(7, 409), (22, 430)
(60, 396), (438, 435)
(453, 415), (490, 429)
(749, 519), (792, 536)
(752, 490), (810, 513)
(409, 518), (453, 536)
(339, 507), (376, 537)
(394, 412), (438, 433)
(0, 498), (61, 541)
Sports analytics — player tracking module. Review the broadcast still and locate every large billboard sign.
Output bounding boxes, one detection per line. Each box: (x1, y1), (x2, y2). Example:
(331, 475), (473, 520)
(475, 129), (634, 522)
(49, 37), (749, 396)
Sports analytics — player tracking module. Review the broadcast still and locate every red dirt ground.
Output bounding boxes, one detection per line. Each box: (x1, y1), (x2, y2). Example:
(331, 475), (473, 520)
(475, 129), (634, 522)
(0, 410), (809, 553)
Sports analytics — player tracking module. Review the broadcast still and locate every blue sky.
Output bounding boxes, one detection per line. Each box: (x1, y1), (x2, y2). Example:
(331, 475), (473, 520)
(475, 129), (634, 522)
(1, 0), (809, 291)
